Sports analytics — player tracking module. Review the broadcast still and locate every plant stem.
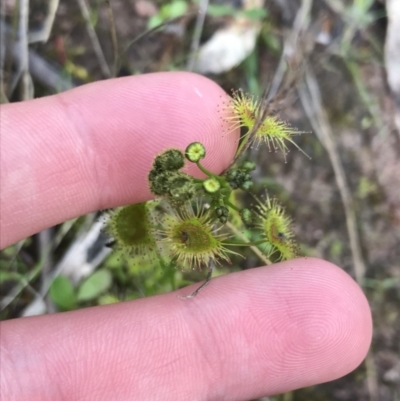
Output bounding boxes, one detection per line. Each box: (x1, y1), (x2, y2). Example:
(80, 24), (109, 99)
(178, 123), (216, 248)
(196, 161), (216, 178)
(192, 178), (205, 184)
(225, 200), (241, 213)
(223, 240), (268, 247)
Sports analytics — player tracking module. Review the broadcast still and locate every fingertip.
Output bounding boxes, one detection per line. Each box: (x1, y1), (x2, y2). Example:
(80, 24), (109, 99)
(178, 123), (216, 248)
(177, 257), (372, 397)
(1, 72), (239, 246)
(56, 71), (239, 205)
(280, 258), (373, 376)
(0, 258), (372, 401)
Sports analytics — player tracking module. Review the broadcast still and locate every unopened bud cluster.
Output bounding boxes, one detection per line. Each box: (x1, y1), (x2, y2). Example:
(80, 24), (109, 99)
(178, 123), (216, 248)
(225, 160), (256, 190)
(148, 149), (195, 205)
(148, 142), (257, 226)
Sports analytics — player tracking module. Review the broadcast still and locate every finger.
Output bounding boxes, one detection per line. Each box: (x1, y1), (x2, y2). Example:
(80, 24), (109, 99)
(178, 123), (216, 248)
(0, 72), (238, 248)
(0, 259), (372, 401)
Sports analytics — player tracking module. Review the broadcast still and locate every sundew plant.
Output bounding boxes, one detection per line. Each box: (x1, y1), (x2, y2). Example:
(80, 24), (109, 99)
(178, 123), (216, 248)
(106, 89), (309, 298)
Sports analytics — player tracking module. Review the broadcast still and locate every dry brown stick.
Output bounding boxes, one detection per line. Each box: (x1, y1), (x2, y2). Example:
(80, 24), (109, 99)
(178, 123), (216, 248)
(1, 22), (75, 93)
(187, 0), (209, 71)
(75, 0), (111, 78)
(298, 65), (366, 285)
(385, 0), (400, 139)
(15, 0), (34, 100)
(105, 0), (119, 77)
(28, 0), (60, 43)
(267, 0), (313, 101)
(0, 0), (7, 103)
(299, 66), (379, 401)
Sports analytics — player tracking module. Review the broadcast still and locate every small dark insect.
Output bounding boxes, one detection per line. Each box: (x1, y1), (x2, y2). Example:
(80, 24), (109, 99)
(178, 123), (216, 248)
(105, 239), (116, 248)
(181, 230), (189, 245)
(277, 232), (286, 240)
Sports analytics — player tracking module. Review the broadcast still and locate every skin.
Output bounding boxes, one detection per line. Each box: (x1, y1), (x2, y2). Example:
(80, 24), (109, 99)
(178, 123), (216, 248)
(0, 72), (372, 401)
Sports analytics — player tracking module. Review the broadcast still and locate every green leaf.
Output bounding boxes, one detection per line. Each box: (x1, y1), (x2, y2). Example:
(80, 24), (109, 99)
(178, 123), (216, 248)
(148, 14), (164, 30)
(50, 276), (77, 310)
(0, 271), (24, 283)
(148, 0), (188, 29)
(77, 269), (112, 302)
(165, 0), (187, 19)
(207, 5), (267, 19)
(207, 4), (236, 17)
(98, 294), (120, 305)
(240, 8), (267, 20)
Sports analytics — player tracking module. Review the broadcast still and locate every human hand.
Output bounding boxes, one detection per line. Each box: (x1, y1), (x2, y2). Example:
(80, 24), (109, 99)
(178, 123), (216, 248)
(0, 72), (372, 401)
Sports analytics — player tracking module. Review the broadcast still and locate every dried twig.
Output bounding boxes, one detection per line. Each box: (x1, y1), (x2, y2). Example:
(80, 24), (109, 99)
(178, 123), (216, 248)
(39, 229), (56, 313)
(75, 0), (111, 78)
(298, 65), (366, 284)
(187, 0), (209, 71)
(385, 0), (400, 139)
(299, 66), (380, 401)
(11, 0), (34, 99)
(0, 238), (41, 311)
(268, 0), (313, 101)
(1, 22), (76, 92)
(0, 0), (6, 102)
(28, 0), (60, 43)
(105, 0), (119, 77)
(22, 217), (111, 316)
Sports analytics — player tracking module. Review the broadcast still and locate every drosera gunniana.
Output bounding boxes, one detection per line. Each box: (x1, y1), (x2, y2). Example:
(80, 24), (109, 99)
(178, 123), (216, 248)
(105, 79), (310, 298)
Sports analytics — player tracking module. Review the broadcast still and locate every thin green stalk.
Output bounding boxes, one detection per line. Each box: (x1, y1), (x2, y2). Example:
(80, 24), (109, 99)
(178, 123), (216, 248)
(196, 161), (217, 178)
(225, 200), (241, 213)
(223, 239), (268, 247)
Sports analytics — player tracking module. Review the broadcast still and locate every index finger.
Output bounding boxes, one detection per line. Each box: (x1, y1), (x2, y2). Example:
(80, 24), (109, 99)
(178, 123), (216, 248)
(0, 72), (238, 248)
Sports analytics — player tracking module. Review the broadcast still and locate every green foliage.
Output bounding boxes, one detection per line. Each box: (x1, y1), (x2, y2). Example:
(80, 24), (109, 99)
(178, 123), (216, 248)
(206, 4), (267, 20)
(50, 276), (77, 311)
(148, 0), (188, 29)
(357, 177), (378, 199)
(104, 85), (311, 291)
(77, 269), (112, 302)
(49, 270), (113, 309)
(345, 0), (380, 29)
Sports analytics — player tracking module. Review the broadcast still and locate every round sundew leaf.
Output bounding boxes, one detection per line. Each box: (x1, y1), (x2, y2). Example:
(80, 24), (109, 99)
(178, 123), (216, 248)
(105, 202), (159, 266)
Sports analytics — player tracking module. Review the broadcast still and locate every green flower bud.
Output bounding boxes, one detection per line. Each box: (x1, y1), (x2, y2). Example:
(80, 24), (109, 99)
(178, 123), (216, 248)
(226, 169), (238, 180)
(167, 172), (196, 204)
(235, 171), (245, 181)
(240, 180), (253, 191)
(203, 178), (221, 194)
(215, 206), (229, 218)
(185, 142), (206, 162)
(154, 149), (185, 172)
(240, 208), (252, 224)
(148, 170), (170, 196)
(242, 161), (256, 172)
(218, 215), (228, 224)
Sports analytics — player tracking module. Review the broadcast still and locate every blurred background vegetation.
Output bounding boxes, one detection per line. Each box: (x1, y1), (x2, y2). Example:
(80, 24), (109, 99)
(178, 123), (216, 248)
(1, 0), (399, 400)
